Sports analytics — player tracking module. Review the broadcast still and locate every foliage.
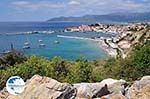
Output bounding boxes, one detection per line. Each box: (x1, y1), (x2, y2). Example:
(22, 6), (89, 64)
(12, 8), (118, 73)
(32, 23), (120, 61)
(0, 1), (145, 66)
(0, 50), (27, 69)
(103, 41), (150, 81)
(68, 59), (93, 83)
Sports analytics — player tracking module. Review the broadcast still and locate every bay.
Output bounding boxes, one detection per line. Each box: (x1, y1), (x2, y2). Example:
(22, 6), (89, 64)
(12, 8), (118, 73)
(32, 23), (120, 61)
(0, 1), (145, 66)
(0, 22), (112, 60)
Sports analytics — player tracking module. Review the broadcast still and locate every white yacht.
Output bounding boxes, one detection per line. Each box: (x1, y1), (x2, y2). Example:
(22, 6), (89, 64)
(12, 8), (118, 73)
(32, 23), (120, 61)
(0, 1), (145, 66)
(39, 39), (46, 47)
(24, 41), (30, 45)
(23, 46), (30, 49)
(23, 35), (30, 49)
(39, 43), (46, 47)
(54, 40), (60, 44)
(39, 40), (43, 43)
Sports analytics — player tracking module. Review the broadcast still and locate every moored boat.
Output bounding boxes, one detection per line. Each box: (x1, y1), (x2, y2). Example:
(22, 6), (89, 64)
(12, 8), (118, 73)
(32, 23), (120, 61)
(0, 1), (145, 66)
(39, 43), (46, 47)
(54, 40), (60, 44)
(39, 40), (43, 43)
(23, 46), (30, 49)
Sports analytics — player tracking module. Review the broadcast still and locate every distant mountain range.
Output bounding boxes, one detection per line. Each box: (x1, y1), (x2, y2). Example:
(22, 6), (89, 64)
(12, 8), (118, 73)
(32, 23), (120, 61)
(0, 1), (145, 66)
(48, 12), (150, 23)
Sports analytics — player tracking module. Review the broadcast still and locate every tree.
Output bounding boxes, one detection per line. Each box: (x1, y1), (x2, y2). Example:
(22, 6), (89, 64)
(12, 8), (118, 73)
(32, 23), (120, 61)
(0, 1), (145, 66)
(0, 50), (27, 69)
(70, 59), (93, 82)
(50, 57), (70, 82)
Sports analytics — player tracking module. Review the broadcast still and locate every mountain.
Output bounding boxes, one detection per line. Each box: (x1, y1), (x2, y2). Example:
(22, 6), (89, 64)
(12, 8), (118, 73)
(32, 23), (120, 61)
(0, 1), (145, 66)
(48, 12), (150, 22)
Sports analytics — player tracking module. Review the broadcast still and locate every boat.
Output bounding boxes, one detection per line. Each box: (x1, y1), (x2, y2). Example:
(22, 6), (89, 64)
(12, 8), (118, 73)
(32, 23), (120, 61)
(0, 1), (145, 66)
(23, 35), (30, 49)
(38, 39), (46, 47)
(54, 40), (60, 44)
(24, 41), (30, 45)
(39, 43), (46, 47)
(39, 40), (43, 43)
(23, 46), (30, 49)
(23, 42), (30, 49)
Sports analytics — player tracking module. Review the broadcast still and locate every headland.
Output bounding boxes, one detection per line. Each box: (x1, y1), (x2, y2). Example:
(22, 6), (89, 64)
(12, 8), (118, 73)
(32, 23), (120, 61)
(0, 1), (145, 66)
(64, 23), (149, 58)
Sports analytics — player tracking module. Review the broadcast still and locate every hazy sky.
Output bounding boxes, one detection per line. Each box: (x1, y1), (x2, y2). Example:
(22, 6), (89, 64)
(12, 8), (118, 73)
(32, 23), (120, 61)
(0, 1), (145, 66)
(0, 0), (150, 21)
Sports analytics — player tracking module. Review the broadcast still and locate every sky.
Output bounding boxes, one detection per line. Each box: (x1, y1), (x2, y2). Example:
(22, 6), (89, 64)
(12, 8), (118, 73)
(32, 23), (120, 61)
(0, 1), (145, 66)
(0, 0), (150, 21)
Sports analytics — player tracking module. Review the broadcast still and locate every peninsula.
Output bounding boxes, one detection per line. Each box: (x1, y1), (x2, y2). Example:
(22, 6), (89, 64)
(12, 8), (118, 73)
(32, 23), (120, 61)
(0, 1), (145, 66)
(64, 23), (149, 58)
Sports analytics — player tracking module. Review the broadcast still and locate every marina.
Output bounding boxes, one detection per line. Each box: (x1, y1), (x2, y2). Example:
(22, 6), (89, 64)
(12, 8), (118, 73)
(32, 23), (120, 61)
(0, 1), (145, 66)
(0, 22), (109, 60)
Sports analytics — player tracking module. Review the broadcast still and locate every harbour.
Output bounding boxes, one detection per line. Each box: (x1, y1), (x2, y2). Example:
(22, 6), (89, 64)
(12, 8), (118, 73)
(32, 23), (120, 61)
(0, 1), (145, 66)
(0, 22), (110, 60)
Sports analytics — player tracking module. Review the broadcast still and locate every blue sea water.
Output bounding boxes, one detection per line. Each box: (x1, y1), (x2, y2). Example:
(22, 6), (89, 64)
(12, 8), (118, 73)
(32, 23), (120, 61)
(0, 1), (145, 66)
(0, 22), (113, 60)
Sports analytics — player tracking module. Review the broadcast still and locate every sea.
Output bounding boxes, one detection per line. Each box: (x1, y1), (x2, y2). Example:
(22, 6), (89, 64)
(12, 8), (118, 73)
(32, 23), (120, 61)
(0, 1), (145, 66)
(0, 22), (115, 60)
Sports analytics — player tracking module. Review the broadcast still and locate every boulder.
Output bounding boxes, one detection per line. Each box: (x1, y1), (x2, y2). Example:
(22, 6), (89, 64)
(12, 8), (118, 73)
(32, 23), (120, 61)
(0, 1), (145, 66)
(74, 78), (127, 99)
(0, 75), (127, 99)
(100, 78), (127, 94)
(74, 83), (109, 99)
(126, 76), (150, 99)
(0, 88), (9, 99)
(6, 75), (77, 99)
(101, 93), (127, 99)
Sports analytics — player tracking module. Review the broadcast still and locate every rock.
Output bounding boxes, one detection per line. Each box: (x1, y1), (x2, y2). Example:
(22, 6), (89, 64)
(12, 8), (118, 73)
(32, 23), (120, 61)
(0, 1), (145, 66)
(126, 76), (150, 99)
(141, 76), (150, 80)
(110, 94), (126, 99)
(74, 83), (109, 99)
(101, 93), (126, 99)
(0, 75), (127, 99)
(74, 78), (127, 99)
(0, 88), (9, 99)
(100, 79), (127, 95)
(6, 75), (77, 99)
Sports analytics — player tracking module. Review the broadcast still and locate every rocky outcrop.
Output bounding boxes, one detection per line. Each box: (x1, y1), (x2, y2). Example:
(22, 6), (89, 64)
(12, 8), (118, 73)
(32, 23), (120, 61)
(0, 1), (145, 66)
(1, 75), (150, 99)
(126, 76), (150, 99)
(73, 78), (127, 99)
(3, 75), (77, 99)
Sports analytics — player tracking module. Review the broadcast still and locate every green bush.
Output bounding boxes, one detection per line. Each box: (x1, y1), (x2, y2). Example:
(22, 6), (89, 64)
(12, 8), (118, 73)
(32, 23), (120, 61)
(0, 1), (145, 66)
(68, 59), (93, 83)
(0, 50), (27, 69)
(102, 41), (150, 81)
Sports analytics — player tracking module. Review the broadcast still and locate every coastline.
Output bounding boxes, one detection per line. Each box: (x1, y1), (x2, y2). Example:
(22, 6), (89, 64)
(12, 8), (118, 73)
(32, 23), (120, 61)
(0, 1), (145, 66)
(1, 22), (148, 59)
(96, 41), (118, 57)
(57, 35), (117, 57)
(64, 22), (148, 58)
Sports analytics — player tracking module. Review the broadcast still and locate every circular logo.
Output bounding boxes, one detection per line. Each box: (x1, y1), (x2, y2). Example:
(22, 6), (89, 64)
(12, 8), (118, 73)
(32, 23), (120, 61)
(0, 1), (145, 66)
(6, 76), (25, 95)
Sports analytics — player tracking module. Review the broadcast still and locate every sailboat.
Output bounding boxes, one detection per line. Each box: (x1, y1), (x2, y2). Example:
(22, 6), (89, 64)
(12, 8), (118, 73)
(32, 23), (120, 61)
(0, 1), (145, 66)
(23, 41), (30, 49)
(54, 40), (60, 44)
(23, 45), (30, 49)
(24, 41), (30, 45)
(23, 35), (30, 49)
(39, 43), (46, 47)
(39, 39), (46, 47)
(39, 40), (43, 43)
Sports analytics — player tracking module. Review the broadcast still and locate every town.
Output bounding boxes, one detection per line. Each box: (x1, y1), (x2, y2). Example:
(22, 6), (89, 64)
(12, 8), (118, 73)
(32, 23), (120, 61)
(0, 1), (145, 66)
(64, 23), (149, 58)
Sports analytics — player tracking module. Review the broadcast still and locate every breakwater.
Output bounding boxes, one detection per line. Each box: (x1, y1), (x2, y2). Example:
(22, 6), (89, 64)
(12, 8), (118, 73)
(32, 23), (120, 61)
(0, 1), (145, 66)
(57, 35), (100, 42)
(0, 31), (55, 36)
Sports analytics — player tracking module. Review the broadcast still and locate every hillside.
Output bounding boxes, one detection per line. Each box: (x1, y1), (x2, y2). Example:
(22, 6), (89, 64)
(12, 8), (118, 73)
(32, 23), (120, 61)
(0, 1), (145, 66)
(48, 12), (150, 22)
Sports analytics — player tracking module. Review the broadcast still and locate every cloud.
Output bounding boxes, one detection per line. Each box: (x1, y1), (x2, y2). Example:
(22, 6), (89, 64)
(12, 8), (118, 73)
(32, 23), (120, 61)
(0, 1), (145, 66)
(11, 0), (150, 16)
(11, 1), (65, 10)
(70, 0), (150, 14)
(68, 1), (81, 5)
(11, 1), (29, 5)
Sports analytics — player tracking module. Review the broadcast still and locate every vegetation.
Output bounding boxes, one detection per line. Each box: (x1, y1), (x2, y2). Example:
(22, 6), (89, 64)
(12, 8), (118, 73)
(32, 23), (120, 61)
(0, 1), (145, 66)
(1, 40), (150, 90)
(0, 50), (27, 69)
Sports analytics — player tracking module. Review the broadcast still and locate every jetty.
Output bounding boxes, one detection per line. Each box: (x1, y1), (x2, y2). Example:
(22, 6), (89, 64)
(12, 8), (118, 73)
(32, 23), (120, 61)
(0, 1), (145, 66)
(57, 35), (100, 42)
